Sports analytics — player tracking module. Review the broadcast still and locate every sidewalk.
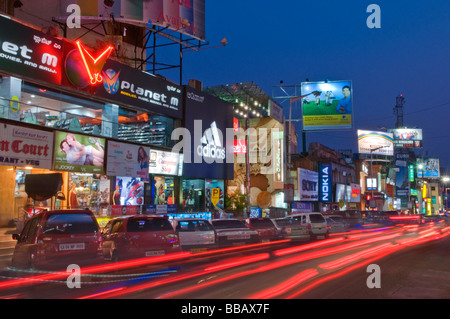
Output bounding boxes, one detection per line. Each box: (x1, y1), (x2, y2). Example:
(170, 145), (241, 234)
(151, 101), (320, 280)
(0, 227), (17, 269)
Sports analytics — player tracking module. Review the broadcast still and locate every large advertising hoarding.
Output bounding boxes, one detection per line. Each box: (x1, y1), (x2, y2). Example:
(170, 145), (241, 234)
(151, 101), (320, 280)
(183, 86), (234, 180)
(60, 0), (206, 40)
(388, 128), (423, 148)
(106, 141), (150, 178)
(417, 158), (440, 178)
(53, 131), (105, 174)
(0, 15), (63, 85)
(0, 123), (53, 169)
(301, 80), (352, 131)
(357, 130), (394, 156)
(298, 168), (318, 201)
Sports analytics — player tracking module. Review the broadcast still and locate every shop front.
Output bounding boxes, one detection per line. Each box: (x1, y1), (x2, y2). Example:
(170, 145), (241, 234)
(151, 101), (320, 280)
(0, 14), (186, 226)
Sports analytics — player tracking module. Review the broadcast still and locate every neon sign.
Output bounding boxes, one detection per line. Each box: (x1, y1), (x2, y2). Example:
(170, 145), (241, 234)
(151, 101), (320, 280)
(75, 40), (113, 85)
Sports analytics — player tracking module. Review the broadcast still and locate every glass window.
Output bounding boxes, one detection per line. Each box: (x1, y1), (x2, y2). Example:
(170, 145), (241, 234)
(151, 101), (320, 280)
(42, 213), (98, 234)
(127, 218), (173, 232)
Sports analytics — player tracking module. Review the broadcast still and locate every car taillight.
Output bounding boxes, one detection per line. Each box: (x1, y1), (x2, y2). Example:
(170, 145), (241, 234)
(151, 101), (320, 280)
(307, 223), (312, 230)
(169, 234), (179, 246)
(97, 233), (103, 251)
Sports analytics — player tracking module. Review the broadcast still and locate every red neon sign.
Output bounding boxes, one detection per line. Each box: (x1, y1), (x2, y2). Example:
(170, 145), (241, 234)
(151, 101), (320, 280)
(75, 40), (113, 85)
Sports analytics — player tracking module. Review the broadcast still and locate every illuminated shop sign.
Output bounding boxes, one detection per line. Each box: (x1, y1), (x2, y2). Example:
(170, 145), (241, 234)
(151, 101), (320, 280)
(298, 168), (318, 201)
(75, 40), (113, 85)
(0, 123), (53, 169)
(319, 163), (332, 202)
(183, 86), (234, 180)
(95, 59), (183, 119)
(148, 149), (183, 176)
(0, 15), (63, 85)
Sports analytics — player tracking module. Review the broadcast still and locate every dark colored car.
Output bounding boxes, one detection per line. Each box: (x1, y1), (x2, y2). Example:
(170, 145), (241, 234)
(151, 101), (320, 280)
(245, 217), (278, 242)
(210, 219), (259, 247)
(102, 215), (181, 261)
(11, 209), (103, 269)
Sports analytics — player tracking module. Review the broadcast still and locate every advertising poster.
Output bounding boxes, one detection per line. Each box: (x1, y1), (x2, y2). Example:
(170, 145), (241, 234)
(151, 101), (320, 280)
(106, 141), (150, 178)
(357, 130), (394, 156)
(148, 150), (183, 176)
(388, 128), (423, 148)
(183, 86), (234, 180)
(60, 0), (206, 40)
(298, 168), (318, 201)
(417, 158), (440, 178)
(301, 80), (353, 131)
(318, 163), (332, 202)
(114, 176), (145, 206)
(53, 131), (105, 174)
(0, 124), (53, 169)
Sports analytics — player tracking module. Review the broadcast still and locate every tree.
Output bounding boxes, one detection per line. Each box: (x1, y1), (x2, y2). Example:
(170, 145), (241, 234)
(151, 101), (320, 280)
(225, 191), (247, 217)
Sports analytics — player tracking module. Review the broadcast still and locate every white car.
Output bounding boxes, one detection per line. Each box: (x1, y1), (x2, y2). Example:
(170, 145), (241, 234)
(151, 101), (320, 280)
(210, 219), (259, 247)
(171, 218), (216, 251)
(272, 217), (310, 242)
(288, 212), (329, 239)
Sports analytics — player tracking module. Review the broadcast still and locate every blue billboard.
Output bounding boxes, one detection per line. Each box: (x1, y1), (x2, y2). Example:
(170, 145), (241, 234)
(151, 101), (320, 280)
(319, 163), (332, 202)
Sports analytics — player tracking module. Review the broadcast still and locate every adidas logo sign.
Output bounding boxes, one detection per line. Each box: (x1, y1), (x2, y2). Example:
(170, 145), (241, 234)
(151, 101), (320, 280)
(197, 121), (226, 160)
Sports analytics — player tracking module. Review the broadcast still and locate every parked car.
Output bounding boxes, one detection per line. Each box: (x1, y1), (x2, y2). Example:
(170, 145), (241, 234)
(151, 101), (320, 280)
(11, 209), (103, 269)
(289, 212), (329, 239)
(324, 215), (349, 233)
(102, 215), (180, 261)
(171, 218), (216, 251)
(244, 217), (278, 242)
(210, 219), (259, 247)
(272, 217), (310, 242)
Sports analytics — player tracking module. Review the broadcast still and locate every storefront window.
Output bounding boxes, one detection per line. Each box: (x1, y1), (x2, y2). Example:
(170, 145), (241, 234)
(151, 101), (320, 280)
(151, 176), (175, 205)
(69, 173), (110, 214)
(182, 179), (205, 212)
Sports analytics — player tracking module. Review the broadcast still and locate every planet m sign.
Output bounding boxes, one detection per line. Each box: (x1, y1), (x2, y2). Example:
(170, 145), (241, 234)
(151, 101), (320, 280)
(319, 163), (332, 202)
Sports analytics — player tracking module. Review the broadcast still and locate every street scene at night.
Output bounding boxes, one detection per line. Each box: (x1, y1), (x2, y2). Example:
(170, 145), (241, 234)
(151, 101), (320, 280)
(0, 0), (449, 313)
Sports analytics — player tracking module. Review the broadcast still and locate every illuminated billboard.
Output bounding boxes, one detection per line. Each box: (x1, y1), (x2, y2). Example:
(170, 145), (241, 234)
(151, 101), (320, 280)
(60, 0), (206, 40)
(417, 158), (440, 178)
(357, 130), (394, 156)
(301, 80), (352, 131)
(53, 131), (105, 174)
(388, 128), (423, 148)
(106, 141), (150, 178)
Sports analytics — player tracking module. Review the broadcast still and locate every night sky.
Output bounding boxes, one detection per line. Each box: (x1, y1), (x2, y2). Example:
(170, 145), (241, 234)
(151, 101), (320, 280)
(167, 1), (450, 171)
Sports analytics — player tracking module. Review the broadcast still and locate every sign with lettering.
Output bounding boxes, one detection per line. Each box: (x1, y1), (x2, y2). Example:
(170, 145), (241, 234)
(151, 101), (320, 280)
(0, 15), (63, 85)
(0, 123), (53, 169)
(298, 168), (318, 201)
(319, 163), (332, 202)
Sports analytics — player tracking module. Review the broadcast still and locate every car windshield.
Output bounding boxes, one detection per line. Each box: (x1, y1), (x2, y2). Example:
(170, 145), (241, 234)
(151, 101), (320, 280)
(250, 219), (274, 227)
(127, 218), (173, 232)
(273, 218), (302, 227)
(42, 213), (98, 234)
(310, 214), (325, 223)
(212, 220), (247, 229)
(176, 220), (214, 232)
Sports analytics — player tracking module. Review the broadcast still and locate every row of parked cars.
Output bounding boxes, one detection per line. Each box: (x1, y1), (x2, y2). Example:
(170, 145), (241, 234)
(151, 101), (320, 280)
(10, 209), (340, 269)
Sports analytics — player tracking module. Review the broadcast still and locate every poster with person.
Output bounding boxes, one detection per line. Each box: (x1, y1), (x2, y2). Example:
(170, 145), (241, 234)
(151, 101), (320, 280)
(301, 80), (353, 131)
(53, 131), (105, 174)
